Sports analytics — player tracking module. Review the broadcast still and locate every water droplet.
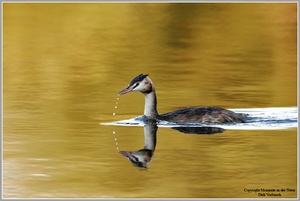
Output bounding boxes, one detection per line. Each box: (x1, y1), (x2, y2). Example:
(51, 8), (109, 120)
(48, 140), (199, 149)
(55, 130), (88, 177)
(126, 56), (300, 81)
(115, 142), (118, 145)
(112, 131), (116, 134)
(113, 113), (116, 115)
(115, 106), (117, 109)
(115, 138), (117, 141)
(116, 102), (118, 104)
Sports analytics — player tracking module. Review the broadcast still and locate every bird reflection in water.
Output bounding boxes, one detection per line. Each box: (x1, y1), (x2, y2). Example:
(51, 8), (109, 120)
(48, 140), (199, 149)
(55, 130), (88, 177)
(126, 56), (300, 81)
(119, 119), (224, 169)
(119, 122), (157, 169)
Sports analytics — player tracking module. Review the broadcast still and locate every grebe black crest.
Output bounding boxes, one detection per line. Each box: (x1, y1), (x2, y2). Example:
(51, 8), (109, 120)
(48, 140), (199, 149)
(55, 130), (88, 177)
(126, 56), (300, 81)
(118, 74), (247, 123)
(129, 74), (148, 86)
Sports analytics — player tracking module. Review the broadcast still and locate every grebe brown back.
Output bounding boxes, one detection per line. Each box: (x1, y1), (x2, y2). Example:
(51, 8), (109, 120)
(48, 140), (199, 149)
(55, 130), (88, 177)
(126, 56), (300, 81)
(118, 74), (247, 123)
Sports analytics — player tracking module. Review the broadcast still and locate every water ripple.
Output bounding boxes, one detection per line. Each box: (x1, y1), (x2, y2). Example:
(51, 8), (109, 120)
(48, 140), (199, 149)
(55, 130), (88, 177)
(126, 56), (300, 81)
(101, 107), (298, 130)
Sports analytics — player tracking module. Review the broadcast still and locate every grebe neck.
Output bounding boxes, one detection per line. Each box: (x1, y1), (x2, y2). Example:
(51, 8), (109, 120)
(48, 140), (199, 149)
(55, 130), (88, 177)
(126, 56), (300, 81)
(143, 88), (159, 119)
(143, 124), (157, 151)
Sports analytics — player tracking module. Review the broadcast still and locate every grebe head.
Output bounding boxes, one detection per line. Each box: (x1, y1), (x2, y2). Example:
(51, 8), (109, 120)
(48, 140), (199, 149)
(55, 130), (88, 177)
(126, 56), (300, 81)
(118, 74), (154, 95)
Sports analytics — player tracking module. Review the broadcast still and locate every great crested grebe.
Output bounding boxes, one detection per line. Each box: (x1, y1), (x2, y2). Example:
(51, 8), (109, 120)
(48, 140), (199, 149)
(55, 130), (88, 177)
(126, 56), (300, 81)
(118, 74), (247, 123)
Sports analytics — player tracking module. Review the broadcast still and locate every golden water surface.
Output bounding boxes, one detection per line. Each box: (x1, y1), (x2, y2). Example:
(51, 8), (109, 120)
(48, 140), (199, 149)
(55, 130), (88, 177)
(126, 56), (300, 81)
(3, 3), (297, 198)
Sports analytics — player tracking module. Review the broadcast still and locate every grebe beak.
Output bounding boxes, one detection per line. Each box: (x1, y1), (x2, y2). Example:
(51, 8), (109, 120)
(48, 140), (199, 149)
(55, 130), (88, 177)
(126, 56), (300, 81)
(118, 86), (133, 95)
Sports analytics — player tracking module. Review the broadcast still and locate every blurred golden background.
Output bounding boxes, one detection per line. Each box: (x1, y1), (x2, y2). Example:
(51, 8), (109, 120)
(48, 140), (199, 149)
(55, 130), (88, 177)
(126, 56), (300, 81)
(3, 3), (297, 198)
